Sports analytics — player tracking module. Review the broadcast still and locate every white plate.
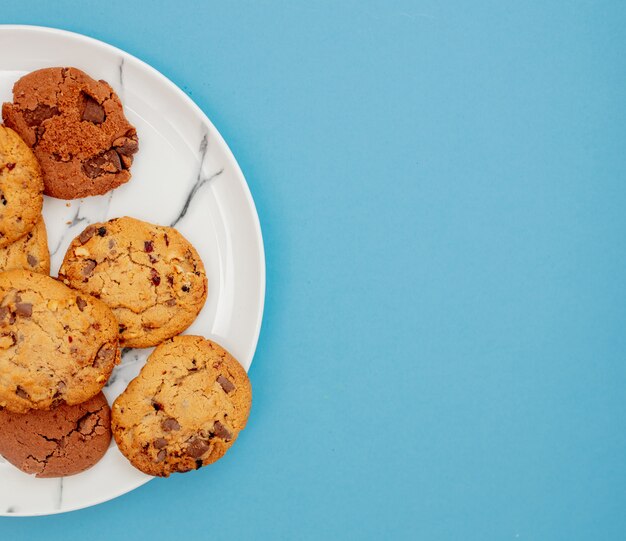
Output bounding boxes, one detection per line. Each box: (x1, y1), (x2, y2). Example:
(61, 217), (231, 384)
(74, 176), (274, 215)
(0, 25), (265, 517)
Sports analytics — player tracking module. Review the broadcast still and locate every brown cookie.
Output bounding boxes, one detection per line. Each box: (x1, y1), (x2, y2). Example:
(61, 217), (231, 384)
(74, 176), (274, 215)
(0, 270), (120, 413)
(58, 217), (208, 348)
(0, 126), (44, 247)
(2, 67), (138, 199)
(112, 336), (252, 477)
(0, 216), (50, 274)
(0, 392), (111, 478)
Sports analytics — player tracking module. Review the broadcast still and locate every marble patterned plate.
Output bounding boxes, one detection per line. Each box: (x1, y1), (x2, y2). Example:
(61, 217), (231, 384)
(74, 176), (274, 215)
(0, 25), (265, 516)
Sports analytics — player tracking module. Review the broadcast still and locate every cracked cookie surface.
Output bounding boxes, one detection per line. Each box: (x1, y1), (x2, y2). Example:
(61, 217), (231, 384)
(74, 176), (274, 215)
(112, 336), (252, 477)
(0, 126), (44, 248)
(2, 67), (138, 199)
(0, 216), (50, 274)
(0, 270), (120, 413)
(58, 217), (208, 348)
(0, 392), (111, 478)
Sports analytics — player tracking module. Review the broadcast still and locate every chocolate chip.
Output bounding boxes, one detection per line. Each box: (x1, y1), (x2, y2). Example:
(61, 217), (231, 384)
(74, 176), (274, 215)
(97, 227), (107, 237)
(94, 343), (115, 368)
(182, 285), (190, 292)
(78, 226), (96, 244)
(154, 438), (168, 449)
(144, 240), (154, 253)
(212, 421), (232, 440)
(82, 150), (122, 179)
(6, 163), (15, 171)
(0, 194), (7, 206)
(195, 459), (204, 469)
(15, 303), (32, 317)
(76, 296), (87, 311)
(108, 239), (115, 249)
(82, 95), (105, 124)
(150, 269), (161, 286)
(82, 259), (97, 277)
(161, 417), (180, 432)
(152, 401), (163, 411)
(68, 336), (73, 343)
(149, 255), (157, 264)
(186, 437), (210, 458)
(23, 104), (59, 126)
(164, 233), (169, 247)
(114, 138), (138, 156)
(15, 386), (29, 400)
(165, 299), (176, 307)
(27, 254), (38, 267)
(118, 324), (126, 334)
(217, 375), (235, 394)
(155, 449), (167, 463)
(167, 275), (174, 286)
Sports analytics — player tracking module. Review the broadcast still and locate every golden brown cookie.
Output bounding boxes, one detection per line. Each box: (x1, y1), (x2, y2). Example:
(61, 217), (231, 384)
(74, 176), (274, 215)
(112, 336), (252, 477)
(0, 270), (120, 413)
(2, 67), (138, 199)
(0, 126), (44, 248)
(58, 217), (208, 348)
(0, 217), (50, 274)
(0, 392), (111, 478)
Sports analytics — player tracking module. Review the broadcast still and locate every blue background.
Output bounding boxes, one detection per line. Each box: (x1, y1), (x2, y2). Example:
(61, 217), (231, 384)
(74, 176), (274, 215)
(2, 1), (625, 539)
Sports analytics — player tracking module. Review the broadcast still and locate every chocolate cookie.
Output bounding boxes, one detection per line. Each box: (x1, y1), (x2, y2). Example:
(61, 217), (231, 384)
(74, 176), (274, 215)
(112, 336), (252, 477)
(2, 67), (138, 199)
(0, 216), (49, 274)
(58, 217), (208, 348)
(0, 126), (44, 247)
(0, 392), (111, 478)
(0, 270), (120, 413)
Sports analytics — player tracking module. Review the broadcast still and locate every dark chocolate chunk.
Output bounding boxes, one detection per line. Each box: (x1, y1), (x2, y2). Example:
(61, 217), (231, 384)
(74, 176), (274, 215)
(212, 421), (232, 440)
(217, 375), (235, 394)
(155, 449), (166, 463)
(15, 303), (32, 317)
(78, 226), (96, 244)
(76, 296), (87, 311)
(15, 386), (29, 399)
(150, 269), (161, 286)
(82, 95), (105, 124)
(82, 150), (122, 179)
(97, 227), (107, 236)
(82, 259), (97, 276)
(144, 240), (154, 253)
(161, 417), (181, 432)
(186, 437), (210, 458)
(154, 438), (168, 449)
(23, 104), (59, 126)
(27, 254), (38, 267)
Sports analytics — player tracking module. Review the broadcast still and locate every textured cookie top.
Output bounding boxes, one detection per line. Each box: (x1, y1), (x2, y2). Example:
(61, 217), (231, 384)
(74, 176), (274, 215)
(58, 217), (208, 348)
(2, 67), (138, 199)
(0, 270), (120, 413)
(0, 216), (50, 274)
(112, 336), (252, 477)
(0, 126), (44, 247)
(0, 392), (111, 478)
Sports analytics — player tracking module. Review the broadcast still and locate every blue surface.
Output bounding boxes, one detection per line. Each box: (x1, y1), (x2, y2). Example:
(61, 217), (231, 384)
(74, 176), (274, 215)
(2, 1), (626, 539)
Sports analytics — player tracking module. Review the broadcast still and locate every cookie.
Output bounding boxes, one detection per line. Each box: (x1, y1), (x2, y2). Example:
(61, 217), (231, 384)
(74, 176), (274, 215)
(2, 67), (138, 199)
(0, 392), (111, 478)
(0, 270), (120, 413)
(112, 336), (252, 477)
(0, 216), (50, 274)
(0, 126), (44, 248)
(58, 217), (208, 348)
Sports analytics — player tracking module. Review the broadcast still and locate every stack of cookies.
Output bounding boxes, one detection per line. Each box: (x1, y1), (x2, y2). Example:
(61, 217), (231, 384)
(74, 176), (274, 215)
(0, 67), (252, 478)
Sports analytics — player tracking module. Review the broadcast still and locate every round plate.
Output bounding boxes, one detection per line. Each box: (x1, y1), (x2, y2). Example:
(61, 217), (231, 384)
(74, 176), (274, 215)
(0, 25), (265, 517)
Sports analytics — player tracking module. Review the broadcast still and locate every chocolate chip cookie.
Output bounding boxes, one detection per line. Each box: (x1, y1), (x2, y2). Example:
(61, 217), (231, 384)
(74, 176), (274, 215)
(0, 270), (120, 413)
(58, 217), (208, 348)
(0, 126), (44, 247)
(112, 336), (251, 477)
(0, 216), (49, 274)
(2, 67), (138, 199)
(0, 392), (111, 478)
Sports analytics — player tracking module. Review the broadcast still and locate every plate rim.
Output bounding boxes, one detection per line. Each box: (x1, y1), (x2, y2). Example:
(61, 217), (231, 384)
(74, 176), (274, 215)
(0, 24), (266, 517)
